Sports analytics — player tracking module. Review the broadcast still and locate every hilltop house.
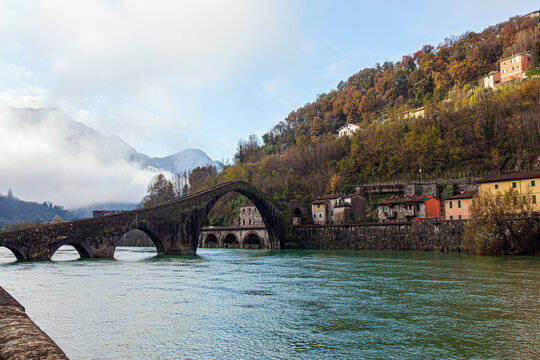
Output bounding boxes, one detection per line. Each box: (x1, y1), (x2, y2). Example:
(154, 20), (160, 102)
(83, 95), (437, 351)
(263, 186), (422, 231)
(337, 123), (360, 138)
(477, 169), (539, 211)
(444, 191), (476, 220)
(378, 195), (441, 222)
(483, 52), (533, 88)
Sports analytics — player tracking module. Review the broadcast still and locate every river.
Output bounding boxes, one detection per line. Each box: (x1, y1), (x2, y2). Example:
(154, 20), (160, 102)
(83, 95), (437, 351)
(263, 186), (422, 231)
(0, 247), (538, 359)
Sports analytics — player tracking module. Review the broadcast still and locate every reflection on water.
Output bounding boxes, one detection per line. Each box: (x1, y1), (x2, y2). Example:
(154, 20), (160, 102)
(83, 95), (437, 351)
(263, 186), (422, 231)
(0, 247), (539, 359)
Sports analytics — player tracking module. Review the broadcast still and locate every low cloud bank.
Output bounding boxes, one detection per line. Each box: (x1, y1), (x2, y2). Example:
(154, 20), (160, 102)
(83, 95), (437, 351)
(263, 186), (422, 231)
(0, 107), (166, 209)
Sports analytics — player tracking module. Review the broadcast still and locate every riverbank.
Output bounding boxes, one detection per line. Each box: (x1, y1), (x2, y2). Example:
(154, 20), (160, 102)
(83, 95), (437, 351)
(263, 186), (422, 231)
(0, 286), (68, 360)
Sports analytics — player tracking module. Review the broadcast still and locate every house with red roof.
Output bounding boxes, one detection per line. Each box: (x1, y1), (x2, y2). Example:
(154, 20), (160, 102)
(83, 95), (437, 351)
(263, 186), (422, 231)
(377, 195), (441, 222)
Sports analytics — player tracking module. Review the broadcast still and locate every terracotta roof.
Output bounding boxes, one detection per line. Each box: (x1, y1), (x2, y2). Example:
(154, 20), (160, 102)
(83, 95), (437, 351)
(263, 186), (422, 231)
(379, 195), (436, 205)
(498, 52), (532, 62)
(444, 191), (477, 200)
(312, 200), (328, 205)
(477, 169), (540, 183)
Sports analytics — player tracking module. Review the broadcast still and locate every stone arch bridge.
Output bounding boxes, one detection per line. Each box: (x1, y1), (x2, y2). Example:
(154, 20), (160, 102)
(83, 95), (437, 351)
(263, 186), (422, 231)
(0, 181), (287, 261)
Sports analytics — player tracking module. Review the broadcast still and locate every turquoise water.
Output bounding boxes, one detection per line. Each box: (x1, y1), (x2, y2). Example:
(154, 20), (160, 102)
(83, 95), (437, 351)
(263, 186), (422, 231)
(0, 247), (539, 359)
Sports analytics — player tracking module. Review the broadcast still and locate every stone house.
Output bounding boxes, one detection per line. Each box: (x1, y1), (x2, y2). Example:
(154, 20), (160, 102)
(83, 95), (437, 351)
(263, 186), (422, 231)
(312, 194), (366, 225)
(337, 123), (361, 138)
(444, 191), (476, 220)
(378, 195), (441, 222)
(238, 202), (263, 227)
(311, 199), (329, 225)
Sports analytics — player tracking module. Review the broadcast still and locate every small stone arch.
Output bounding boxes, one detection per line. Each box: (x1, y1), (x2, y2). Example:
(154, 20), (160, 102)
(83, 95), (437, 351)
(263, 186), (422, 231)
(0, 246), (25, 261)
(134, 225), (166, 255)
(223, 233), (239, 248)
(203, 233), (219, 248)
(50, 242), (92, 259)
(242, 232), (261, 249)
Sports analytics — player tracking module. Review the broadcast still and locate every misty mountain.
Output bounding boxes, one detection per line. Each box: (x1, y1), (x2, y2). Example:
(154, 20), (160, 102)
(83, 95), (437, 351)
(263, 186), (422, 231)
(0, 107), (223, 220)
(4, 107), (221, 174)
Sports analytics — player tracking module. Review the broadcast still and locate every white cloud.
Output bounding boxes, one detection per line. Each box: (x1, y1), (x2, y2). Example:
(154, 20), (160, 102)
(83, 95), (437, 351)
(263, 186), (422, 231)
(0, 0), (300, 157)
(0, 107), (164, 208)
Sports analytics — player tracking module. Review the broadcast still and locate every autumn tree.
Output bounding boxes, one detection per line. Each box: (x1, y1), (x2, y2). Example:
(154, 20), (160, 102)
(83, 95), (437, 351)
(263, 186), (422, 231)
(141, 173), (175, 208)
(464, 189), (540, 255)
(188, 165), (218, 193)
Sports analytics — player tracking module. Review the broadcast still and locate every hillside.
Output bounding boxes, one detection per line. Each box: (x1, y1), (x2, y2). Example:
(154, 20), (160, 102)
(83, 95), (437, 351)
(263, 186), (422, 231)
(0, 192), (73, 227)
(194, 12), (540, 224)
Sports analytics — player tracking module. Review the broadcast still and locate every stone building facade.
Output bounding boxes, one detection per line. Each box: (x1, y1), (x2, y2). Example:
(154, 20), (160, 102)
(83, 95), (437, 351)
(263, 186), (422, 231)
(238, 202), (264, 227)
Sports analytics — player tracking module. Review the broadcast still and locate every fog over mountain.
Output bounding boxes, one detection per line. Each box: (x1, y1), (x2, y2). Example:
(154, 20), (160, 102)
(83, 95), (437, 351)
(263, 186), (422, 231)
(0, 107), (221, 209)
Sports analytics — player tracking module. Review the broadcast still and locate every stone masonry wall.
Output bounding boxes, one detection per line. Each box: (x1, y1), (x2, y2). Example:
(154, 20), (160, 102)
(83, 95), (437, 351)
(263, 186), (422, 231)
(290, 220), (465, 252)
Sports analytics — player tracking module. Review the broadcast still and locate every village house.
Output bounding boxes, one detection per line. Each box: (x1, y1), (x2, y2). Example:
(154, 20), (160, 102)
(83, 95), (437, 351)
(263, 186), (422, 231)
(500, 52), (533, 83)
(378, 195), (441, 223)
(312, 199), (329, 225)
(483, 71), (501, 89)
(238, 202), (263, 227)
(483, 52), (532, 88)
(337, 123), (361, 138)
(311, 194), (366, 225)
(444, 191), (476, 220)
(477, 169), (540, 211)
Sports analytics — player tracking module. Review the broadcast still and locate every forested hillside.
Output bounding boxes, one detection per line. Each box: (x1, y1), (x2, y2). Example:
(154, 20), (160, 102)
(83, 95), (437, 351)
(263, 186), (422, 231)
(157, 13), (540, 226)
(0, 191), (73, 228)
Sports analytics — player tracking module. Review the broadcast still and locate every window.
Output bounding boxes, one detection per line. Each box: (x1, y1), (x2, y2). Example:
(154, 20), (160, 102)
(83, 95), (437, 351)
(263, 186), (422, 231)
(248, 208), (251, 214)
(458, 200), (461, 208)
(512, 182), (517, 188)
(517, 65), (519, 70)
(319, 214), (322, 218)
(516, 56), (519, 62)
(510, 58), (514, 63)
(495, 184), (499, 189)
(242, 219), (245, 225)
(331, 211), (333, 216)
(249, 219), (251, 225)
(503, 61), (506, 65)
(458, 215), (462, 220)
(532, 180), (536, 187)
(533, 195), (537, 204)
(313, 214), (316, 219)
(382, 207), (386, 212)
(523, 196), (527, 204)
(512, 67), (514, 71)
(450, 215), (453, 220)
(449, 201), (453, 209)
(242, 209), (245, 214)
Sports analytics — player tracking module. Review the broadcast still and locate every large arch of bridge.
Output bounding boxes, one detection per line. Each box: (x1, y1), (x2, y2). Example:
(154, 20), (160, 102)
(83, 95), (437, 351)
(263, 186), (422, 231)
(198, 184), (285, 251)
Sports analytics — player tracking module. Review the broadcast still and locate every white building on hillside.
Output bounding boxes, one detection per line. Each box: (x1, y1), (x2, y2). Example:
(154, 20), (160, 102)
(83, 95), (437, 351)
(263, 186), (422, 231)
(337, 123), (361, 138)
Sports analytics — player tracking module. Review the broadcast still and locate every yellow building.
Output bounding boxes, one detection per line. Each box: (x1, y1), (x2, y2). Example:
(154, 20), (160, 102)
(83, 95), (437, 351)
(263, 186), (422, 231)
(477, 169), (540, 210)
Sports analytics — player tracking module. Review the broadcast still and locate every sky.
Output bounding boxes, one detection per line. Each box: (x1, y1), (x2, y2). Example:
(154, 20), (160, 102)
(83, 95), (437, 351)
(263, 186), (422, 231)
(0, 0), (539, 208)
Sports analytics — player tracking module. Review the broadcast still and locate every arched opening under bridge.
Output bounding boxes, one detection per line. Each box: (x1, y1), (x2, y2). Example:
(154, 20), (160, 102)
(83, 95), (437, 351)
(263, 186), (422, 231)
(194, 182), (286, 252)
(0, 246), (23, 263)
(223, 233), (239, 248)
(51, 244), (90, 261)
(203, 233), (219, 248)
(242, 233), (261, 249)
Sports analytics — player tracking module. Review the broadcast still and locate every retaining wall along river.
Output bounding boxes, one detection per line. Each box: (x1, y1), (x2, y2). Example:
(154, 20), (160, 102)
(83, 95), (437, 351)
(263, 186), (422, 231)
(290, 221), (465, 251)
